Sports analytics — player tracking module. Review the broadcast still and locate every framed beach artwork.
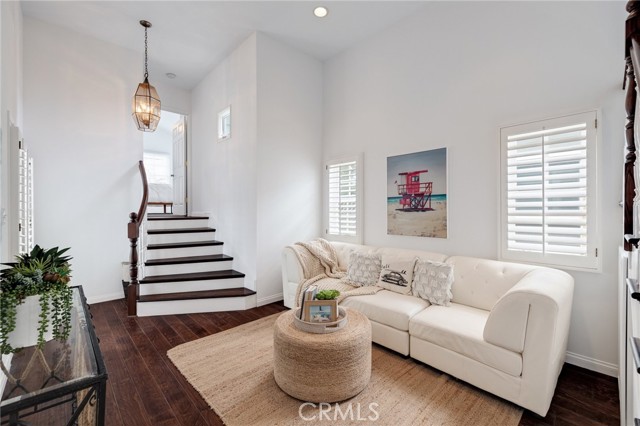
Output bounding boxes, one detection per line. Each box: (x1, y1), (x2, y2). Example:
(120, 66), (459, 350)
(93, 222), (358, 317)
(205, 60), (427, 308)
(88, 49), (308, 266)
(387, 147), (448, 238)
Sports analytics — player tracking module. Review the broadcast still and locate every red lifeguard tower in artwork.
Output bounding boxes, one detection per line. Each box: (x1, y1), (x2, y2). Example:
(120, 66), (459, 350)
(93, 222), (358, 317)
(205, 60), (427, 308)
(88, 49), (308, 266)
(396, 170), (433, 211)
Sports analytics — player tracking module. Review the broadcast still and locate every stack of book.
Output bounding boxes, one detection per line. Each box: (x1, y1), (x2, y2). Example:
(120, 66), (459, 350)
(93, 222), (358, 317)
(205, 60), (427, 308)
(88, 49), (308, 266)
(299, 285), (317, 320)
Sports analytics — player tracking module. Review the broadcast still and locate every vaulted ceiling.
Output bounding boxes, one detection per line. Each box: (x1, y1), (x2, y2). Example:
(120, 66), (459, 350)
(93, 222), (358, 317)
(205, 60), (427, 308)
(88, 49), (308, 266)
(22, 1), (427, 90)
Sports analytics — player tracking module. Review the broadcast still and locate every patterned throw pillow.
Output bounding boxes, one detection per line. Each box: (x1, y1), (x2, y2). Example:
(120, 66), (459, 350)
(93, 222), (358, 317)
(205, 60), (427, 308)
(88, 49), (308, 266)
(377, 258), (417, 295)
(346, 252), (382, 287)
(412, 259), (454, 306)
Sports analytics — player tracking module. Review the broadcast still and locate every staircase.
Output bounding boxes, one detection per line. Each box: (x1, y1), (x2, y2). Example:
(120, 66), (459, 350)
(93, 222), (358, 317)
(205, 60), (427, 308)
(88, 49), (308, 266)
(132, 214), (256, 316)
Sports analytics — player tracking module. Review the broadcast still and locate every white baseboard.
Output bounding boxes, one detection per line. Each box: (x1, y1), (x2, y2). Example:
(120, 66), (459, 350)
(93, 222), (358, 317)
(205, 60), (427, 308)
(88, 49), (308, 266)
(257, 292), (283, 306)
(86, 292), (125, 305)
(566, 351), (618, 377)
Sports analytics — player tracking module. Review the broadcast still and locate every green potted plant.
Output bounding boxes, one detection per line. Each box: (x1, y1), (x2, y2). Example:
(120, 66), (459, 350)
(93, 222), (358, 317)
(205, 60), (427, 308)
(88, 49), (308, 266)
(315, 289), (340, 300)
(0, 245), (73, 354)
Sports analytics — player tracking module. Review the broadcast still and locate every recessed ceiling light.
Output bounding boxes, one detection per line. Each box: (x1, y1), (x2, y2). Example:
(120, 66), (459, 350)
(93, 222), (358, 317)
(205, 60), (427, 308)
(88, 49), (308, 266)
(166, 72), (176, 79)
(313, 6), (328, 18)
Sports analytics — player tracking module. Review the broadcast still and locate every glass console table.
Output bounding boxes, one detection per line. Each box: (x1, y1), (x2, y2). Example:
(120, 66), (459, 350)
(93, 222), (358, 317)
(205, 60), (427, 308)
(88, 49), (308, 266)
(0, 286), (107, 425)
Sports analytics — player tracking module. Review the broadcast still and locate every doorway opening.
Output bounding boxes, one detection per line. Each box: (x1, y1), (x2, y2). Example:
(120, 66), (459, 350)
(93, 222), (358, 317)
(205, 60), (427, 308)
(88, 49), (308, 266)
(143, 110), (187, 215)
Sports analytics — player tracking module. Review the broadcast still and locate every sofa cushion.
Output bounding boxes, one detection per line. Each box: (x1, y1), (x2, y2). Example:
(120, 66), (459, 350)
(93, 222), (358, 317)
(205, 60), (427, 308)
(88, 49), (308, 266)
(377, 257), (416, 295)
(409, 303), (522, 377)
(446, 256), (537, 311)
(376, 247), (448, 264)
(331, 242), (372, 271)
(346, 252), (382, 287)
(340, 290), (429, 331)
(412, 259), (454, 306)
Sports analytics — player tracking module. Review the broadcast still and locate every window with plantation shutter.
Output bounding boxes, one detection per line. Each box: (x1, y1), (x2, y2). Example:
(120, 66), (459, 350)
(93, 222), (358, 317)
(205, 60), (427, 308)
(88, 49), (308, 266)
(325, 156), (362, 244)
(499, 111), (600, 271)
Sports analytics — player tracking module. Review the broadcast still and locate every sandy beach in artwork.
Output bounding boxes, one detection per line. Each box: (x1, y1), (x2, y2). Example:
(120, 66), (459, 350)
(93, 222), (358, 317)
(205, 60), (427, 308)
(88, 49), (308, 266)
(387, 199), (447, 238)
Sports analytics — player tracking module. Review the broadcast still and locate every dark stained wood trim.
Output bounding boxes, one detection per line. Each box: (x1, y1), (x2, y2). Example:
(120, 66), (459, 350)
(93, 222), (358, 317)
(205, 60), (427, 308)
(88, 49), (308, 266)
(147, 215), (209, 221)
(146, 240), (223, 250)
(127, 161), (149, 316)
(140, 270), (245, 284)
(625, 56), (637, 252)
(145, 254), (233, 266)
(140, 269), (244, 284)
(147, 227), (216, 235)
(137, 287), (256, 303)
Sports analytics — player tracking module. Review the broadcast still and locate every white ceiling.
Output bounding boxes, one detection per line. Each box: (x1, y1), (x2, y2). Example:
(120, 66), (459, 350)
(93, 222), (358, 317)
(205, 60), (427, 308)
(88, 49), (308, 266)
(22, 1), (427, 90)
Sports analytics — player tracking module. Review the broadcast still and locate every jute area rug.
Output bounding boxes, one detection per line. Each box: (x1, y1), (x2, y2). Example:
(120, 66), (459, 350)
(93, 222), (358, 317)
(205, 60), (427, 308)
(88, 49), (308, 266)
(167, 313), (523, 426)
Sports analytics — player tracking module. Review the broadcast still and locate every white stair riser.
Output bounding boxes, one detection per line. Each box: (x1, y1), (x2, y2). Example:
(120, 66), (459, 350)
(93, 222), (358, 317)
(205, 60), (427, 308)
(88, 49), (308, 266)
(139, 277), (245, 296)
(146, 245), (222, 260)
(137, 294), (257, 316)
(147, 232), (214, 245)
(144, 260), (234, 276)
(146, 219), (209, 230)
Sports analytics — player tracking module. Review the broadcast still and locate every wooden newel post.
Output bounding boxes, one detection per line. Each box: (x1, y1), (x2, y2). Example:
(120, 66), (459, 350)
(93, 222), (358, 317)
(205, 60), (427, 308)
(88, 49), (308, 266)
(127, 212), (139, 316)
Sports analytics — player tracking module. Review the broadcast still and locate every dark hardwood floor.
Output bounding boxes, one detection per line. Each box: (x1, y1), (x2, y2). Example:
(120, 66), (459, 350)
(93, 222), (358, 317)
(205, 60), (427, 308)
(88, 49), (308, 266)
(91, 299), (619, 426)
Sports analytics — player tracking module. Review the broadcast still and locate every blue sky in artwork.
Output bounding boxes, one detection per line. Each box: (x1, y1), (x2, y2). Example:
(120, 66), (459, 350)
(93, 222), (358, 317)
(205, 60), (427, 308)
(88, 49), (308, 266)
(387, 148), (447, 196)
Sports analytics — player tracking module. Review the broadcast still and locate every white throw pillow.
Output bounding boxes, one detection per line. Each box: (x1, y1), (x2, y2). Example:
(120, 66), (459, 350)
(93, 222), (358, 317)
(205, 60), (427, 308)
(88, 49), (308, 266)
(412, 259), (454, 306)
(346, 252), (382, 287)
(376, 258), (416, 295)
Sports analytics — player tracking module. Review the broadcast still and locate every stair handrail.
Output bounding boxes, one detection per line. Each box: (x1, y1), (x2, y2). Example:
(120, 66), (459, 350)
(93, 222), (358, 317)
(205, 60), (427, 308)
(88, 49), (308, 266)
(127, 160), (149, 316)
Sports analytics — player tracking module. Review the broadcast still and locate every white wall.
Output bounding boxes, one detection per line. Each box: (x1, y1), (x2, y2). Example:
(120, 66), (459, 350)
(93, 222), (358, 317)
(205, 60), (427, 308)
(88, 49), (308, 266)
(323, 1), (625, 374)
(23, 17), (190, 303)
(255, 33), (323, 305)
(0, 0), (23, 262)
(190, 32), (323, 304)
(190, 33), (259, 292)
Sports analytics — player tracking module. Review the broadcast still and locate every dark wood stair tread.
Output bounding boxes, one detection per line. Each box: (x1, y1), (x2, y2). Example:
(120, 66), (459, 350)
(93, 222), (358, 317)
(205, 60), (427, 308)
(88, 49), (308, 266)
(147, 240), (223, 250)
(148, 227), (216, 235)
(147, 215), (209, 221)
(145, 254), (233, 266)
(138, 287), (256, 303)
(140, 270), (245, 284)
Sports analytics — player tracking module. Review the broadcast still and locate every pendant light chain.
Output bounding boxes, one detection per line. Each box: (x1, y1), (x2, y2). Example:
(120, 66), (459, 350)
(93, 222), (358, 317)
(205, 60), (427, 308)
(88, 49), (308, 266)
(144, 26), (149, 79)
(132, 20), (160, 132)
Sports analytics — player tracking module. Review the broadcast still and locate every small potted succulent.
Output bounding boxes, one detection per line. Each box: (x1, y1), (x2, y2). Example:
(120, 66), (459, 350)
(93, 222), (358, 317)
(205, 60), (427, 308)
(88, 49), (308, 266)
(315, 289), (340, 300)
(0, 245), (73, 354)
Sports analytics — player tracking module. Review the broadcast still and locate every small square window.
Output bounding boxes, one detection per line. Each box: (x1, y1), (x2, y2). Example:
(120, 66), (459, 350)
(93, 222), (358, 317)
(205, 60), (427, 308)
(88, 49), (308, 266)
(218, 106), (231, 140)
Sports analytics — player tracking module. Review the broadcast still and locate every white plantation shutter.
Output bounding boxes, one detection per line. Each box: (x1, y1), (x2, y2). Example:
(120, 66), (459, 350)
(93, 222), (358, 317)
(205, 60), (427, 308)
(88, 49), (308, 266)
(500, 111), (599, 271)
(18, 147), (34, 254)
(325, 156), (362, 243)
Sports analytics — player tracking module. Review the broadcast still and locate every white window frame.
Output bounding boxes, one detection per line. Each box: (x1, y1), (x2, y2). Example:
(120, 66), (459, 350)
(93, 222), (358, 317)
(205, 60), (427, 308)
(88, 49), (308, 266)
(499, 110), (601, 272)
(218, 106), (231, 141)
(324, 154), (363, 244)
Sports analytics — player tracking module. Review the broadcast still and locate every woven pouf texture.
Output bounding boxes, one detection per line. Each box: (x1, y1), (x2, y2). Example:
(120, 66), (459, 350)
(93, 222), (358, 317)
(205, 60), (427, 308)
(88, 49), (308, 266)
(273, 308), (372, 403)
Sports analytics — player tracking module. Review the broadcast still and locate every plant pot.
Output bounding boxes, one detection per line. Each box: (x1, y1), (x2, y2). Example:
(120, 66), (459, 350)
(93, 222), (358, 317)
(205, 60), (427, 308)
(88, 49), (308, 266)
(7, 295), (54, 349)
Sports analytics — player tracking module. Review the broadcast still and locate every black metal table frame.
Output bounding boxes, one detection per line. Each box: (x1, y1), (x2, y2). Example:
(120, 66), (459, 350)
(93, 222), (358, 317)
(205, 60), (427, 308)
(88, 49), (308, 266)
(1, 286), (108, 426)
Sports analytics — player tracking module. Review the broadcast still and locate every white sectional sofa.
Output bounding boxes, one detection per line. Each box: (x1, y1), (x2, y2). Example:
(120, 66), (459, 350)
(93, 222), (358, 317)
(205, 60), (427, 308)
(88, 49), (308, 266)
(281, 241), (574, 416)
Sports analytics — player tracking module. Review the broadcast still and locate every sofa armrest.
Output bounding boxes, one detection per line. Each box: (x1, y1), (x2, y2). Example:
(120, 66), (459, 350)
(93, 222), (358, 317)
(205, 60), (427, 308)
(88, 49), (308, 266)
(484, 268), (574, 353)
(483, 267), (574, 415)
(282, 247), (304, 308)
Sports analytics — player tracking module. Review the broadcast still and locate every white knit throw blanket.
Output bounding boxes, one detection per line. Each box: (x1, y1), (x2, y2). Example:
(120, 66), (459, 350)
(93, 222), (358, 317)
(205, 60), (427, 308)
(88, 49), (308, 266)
(290, 239), (381, 307)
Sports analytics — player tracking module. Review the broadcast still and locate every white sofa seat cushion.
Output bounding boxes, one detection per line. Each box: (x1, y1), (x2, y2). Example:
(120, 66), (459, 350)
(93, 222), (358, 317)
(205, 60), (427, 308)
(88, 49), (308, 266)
(409, 303), (522, 377)
(340, 290), (429, 331)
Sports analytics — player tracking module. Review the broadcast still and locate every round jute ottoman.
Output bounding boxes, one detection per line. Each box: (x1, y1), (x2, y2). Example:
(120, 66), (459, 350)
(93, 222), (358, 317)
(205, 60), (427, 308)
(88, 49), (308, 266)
(273, 308), (372, 403)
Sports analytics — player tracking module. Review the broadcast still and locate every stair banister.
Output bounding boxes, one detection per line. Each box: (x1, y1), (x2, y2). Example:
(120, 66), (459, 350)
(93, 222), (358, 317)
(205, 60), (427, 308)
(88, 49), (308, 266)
(127, 160), (149, 316)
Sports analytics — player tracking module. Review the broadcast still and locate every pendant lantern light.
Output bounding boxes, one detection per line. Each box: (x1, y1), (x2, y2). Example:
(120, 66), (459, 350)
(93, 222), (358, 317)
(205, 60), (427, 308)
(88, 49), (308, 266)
(132, 20), (161, 132)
